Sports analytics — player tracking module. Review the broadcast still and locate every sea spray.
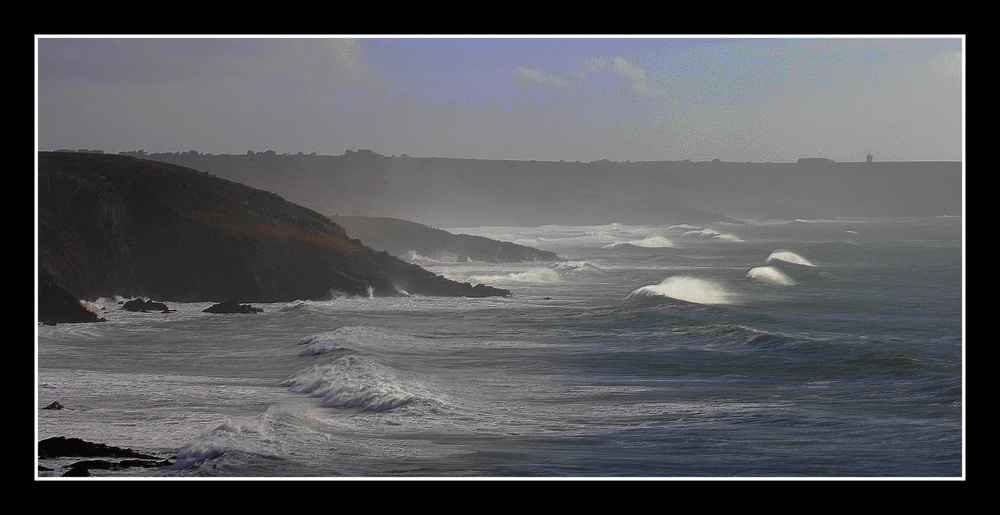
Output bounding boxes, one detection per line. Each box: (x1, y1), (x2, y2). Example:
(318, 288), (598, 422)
(602, 236), (674, 249)
(470, 267), (562, 284)
(746, 266), (796, 286)
(626, 276), (736, 305)
(766, 250), (816, 267)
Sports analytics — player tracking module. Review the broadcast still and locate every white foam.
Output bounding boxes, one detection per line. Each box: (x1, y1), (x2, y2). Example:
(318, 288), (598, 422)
(631, 236), (674, 248)
(297, 326), (412, 355)
(282, 358), (412, 413)
(277, 300), (306, 312)
(746, 266), (796, 286)
(684, 228), (720, 236)
(553, 261), (602, 272)
(603, 235), (674, 249)
(171, 438), (227, 469)
(169, 418), (261, 469)
(765, 249), (816, 267)
(626, 276), (736, 305)
(401, 250), (438, 263)
(469, 267), (562, 284)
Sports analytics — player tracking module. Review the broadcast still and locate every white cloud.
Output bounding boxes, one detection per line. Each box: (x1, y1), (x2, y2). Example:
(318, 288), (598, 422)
(611, 56), (646, 81)
(511, 66), (573, 92)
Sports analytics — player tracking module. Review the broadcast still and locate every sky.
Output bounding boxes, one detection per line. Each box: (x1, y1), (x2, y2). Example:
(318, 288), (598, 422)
(36, 36), (964, 163)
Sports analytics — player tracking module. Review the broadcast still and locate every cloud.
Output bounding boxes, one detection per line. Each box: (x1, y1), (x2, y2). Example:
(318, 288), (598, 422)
(512, 55), (662, 101)
(510, 66), (573, 93)
(611, 56), (646, 81)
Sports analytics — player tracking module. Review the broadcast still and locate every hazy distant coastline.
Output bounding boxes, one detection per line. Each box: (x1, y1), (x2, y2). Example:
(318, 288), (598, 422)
(120, 150), (961, 226)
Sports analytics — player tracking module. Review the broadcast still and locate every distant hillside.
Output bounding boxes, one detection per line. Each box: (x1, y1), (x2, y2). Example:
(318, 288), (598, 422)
(142, 151), (961, 225)
(37, 152), (509, 303)
(330, 215), (559, 262)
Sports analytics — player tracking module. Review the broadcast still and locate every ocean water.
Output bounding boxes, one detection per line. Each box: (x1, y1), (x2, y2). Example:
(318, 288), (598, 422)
(36, 217), (963, 477)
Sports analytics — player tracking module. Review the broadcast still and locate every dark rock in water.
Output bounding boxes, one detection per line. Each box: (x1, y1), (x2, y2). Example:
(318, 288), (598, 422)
(42, 401), (65, 410)
(62, 458), (173, 476)
(62, 465), (90, 477)
(203, 300), (264, 313)
(37, 269), (105, 325)
(38, 436), (158, 460)
(121, 298), (170, 312)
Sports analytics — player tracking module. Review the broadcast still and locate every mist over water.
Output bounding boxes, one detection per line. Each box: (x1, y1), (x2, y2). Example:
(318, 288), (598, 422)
(37, 217), (962, 477)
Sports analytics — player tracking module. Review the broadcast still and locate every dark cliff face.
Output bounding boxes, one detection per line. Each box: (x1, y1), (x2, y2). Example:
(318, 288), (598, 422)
(37, 152), (509, 302)
(330, 215), (560, 262)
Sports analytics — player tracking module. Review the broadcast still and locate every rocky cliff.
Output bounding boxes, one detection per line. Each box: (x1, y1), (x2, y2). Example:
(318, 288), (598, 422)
(37, 152), (509, 303)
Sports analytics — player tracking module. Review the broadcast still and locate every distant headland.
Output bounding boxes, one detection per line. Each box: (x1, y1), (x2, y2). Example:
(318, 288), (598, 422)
(88, 149), (962, 226)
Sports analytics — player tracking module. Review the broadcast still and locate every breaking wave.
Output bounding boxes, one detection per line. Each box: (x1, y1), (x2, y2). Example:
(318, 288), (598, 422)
(282, 357), (412, 412)
(553, 261), (602, 273)
(765, 250), (816, 267)
(469, 267), (562, 284)
(684, 228), (721, 236)
(626, 276), (736, 305)
(746, 266), (796, 286)
(683, 228), (743, 242)
(603, 236), (674, 249)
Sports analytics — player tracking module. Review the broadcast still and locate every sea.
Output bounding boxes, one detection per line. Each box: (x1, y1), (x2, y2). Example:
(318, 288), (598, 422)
(36, 216), (964, 478)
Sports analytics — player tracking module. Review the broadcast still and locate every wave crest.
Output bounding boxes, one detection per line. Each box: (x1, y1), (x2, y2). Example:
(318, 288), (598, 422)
(765, 249), (815, 267)
(626, 276), (736, 305)
(746, 266), (796, 286)
(283, 358), (412, 413)
(469, 267), (562, 284)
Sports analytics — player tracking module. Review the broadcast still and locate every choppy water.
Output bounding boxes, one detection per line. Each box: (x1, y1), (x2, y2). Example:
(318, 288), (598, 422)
(36, 217), (963, 477)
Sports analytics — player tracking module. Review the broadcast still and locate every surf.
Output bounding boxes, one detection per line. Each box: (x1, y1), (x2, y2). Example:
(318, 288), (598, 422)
(765, 249), (816, 267)
(746, 266), (796, 286)
(626, 276), (737, 305)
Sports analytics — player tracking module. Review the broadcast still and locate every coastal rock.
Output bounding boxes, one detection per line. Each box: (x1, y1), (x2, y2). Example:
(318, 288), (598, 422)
(38, 436), (158, 460)
(42, 401), (65, 410)
(38, 437), (174, 477)
(203, 300), (264, 313)
(121, 298), (170, 312)
(37, 269), (105, 325)
(62, 458), (173, 477)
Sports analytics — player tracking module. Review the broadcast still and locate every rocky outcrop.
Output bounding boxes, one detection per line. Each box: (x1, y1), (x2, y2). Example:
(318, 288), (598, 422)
(37, 269), (105, 325)
(61, 458), (173, 477)
(37, 436), (173, 477)
(203, 300), (263, 313)
(121, 298), (171, 312)
(330, 215), (559, 262)
(38, 152), (509, 302)
(38, 436), (159, 460)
